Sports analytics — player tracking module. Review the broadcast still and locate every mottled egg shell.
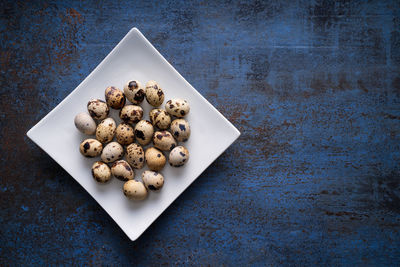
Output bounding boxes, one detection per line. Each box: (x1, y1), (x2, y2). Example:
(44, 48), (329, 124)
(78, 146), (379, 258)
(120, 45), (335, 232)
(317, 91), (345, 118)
(145, 147), (166, 171)
(119, 105), (143, 124)
(142, 171), (164, 191)
(170, 119), (191, 142)
(165, 99), (190, 118)
(126, 143), (145, 169)
(79, 139), (103, 157)
(91, 161), (111, 183)
(87, 99), (109, 120)
(105, 86), (126, 109)
(111, 160), (134, 181)
(169, 146), (189, 167)
(123, 180), (148, 200)
(153, 131), (177, 151)
(145, 80), (164, 107)
(134, 120), (154, 146)
(101, 142), (124, 163)
(123, 80), (145, 105)
(74, 112), (96, 135)
(115, 123), (134, 145)
(149, 109), (171, 130)
(96, 118), (116, 143)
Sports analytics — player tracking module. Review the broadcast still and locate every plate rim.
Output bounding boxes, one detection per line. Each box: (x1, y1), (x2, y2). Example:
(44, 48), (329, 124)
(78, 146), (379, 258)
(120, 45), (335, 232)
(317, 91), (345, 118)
(26, 27), (240, 241)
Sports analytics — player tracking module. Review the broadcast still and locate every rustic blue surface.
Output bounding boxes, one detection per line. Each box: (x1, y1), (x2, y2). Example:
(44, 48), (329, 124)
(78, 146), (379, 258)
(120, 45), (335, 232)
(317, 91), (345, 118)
(1, 0), (400, 265)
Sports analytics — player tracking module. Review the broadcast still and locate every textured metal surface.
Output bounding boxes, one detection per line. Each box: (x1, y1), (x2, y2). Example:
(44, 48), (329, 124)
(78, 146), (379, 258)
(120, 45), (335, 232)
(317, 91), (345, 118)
(1, 0), (400, 265)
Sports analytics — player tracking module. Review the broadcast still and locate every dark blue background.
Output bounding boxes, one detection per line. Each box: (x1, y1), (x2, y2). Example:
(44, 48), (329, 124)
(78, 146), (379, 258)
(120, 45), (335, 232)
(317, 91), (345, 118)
(1, 0), (400, 265)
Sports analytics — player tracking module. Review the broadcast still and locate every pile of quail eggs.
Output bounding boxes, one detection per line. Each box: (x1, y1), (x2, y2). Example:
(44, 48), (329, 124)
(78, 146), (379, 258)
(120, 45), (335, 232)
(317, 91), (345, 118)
(74, 80), (190, 200)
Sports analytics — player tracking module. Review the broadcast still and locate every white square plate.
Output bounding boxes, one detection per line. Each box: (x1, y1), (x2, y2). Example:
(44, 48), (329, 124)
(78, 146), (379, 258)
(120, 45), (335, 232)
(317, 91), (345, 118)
(27, 28), (240, 241)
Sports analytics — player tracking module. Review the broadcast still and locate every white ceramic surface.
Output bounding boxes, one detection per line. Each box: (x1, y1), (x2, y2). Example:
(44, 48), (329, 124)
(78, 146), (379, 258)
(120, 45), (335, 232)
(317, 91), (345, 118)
(27, 28), (240, 241)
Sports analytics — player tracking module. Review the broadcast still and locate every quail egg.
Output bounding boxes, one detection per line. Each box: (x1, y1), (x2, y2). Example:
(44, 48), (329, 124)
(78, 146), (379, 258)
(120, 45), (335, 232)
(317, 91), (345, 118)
(145, 147), (166, 171)
(142, 171), (164, 191)
(170, 119), (190, 142)
(111, 160), (134, 181)
(126, 143), (145, 169)
(149, 108), (171, 130)
(123, 80), (145, 105)
(79, 139), (103, 157)
(153, 131), (177, 151)
(91, 161), (111, 183)
(96, 118), (116, 143)
(169, 146), (189, 167)
(101, 141), (124, 163)
(165, 99), (190, 118)
(134, 120), (154, 146)
(87, 99), (109, 120)
(115, 123), (134, 145)
(123, 180), (148, 200)
(145, 80), (164, 107)
(119, 105), (143, 125)
(74, 112), (96, 135)
(105, 86), (126, 109)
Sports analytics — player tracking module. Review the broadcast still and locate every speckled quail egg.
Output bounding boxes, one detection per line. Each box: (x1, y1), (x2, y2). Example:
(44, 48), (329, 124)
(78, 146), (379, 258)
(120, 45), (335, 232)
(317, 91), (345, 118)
(101, 141), (124, 163)
(170, 119), (190, 142)
(145, 147), (166, 171)
(74, 112), (96, 135)
(134, 120), (154, 146)
(123, 80), (145, 105)
(123, 180), (148, 200)
(111, 160), (134, 181)
(165, 99), (190, 118)
(87, 99), (109, 120)
(115, 123), (134, 145)
(79, 139), (103, 157)
(169, 146), (189, 167)
(153, 131), (177, 151)
(96, 118), (116, 143)
(105, 86), (126, 109)
(142, 171), (164, 191)
(119, 105), (143, 125)
(145, 80), (164, 107)
(126, 143), (145, 169)
(91, 161), (111, 183)
(149, 109), (171, 130)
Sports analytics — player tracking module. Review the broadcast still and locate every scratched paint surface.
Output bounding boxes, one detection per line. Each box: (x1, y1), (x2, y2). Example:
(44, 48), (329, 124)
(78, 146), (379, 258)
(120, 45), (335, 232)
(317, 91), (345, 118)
(1, 0), (400, 265)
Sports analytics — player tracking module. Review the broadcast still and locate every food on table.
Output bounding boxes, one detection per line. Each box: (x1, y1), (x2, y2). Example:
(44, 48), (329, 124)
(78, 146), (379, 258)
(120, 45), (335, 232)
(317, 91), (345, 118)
(76, 79), (191, 199)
